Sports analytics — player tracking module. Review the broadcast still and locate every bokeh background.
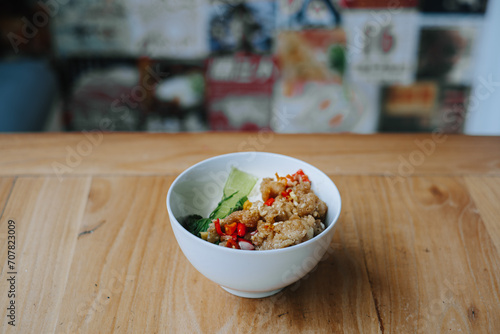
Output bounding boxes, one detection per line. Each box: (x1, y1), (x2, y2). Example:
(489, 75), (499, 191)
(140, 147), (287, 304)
(1, 0), (499, 134)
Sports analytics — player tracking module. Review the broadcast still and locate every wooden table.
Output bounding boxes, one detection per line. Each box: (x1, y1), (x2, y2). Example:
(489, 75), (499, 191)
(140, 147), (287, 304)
(0, 133), (499, 333)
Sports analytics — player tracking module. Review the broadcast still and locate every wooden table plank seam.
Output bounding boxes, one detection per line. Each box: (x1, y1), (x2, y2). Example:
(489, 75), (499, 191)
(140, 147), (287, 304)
(49, 176), (94, 334)
(0, 176), (94, 333)
(463, 176), (500, 257)
(335, 175), (385, 334)
(384, 176), (423, 334)
(457, 200), (495, 333)
(358, 226), (385, 334)
(0, 176), (17, 222)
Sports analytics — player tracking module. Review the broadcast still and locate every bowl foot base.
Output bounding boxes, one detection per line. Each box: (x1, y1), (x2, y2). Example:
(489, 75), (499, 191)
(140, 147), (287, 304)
(221, 286), (283, 298)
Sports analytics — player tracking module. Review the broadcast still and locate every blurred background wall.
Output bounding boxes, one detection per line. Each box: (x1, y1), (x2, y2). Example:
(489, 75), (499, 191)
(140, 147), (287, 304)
(464, 0), (500, 135)
(0, 0), (498, 134)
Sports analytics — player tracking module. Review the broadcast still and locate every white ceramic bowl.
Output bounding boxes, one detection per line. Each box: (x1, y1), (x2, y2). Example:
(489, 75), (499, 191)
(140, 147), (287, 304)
(166, 152), (341, 298)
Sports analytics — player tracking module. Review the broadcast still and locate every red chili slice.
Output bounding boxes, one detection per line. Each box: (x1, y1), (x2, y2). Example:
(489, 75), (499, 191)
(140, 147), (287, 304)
(237, 223), (246, 237)
(264, 198), (275, 206)
(293, 169), (310, 183)
(214, 219), (224, 236)
(281, 188), (292, 200)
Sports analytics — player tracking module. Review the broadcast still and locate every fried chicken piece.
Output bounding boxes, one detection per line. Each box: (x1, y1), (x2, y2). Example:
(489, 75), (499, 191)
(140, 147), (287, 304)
(251, 215), (318, 250)
(260, 178), (286, 202)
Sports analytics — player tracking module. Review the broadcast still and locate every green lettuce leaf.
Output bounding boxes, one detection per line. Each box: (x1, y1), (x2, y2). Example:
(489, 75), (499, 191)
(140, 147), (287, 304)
(183, 167), (257, 238)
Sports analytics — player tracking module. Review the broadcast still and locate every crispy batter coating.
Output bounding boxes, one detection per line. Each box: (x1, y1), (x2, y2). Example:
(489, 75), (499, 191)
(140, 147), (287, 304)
(260, 178), (286, 202)
(207, 177), (328, 250)
(223, 209), (260, 228)
(251, 215), (317, 250)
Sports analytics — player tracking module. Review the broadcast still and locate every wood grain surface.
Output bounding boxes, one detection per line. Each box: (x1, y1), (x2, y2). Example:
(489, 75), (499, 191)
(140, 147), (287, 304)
(0, 133), (499, 333)
(0, 133), (499, 177)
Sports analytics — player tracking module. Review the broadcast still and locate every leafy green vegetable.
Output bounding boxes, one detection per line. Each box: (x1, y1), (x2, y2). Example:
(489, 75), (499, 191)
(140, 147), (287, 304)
(223, 167), (258, 198)
(209, 191), (238, 220)
(234, 195), (248, 212)
(211, 167), (258, 219)
(183, 167), (257, 238)
(183, 214), (212, 237)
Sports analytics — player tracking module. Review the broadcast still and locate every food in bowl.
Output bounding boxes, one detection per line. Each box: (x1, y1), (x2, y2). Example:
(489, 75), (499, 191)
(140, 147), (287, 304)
(183, 167), (328, 250)
(167, 152), (342, 298)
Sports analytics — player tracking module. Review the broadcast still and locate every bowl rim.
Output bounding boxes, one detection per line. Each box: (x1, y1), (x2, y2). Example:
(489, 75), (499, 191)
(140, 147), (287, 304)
(166, 151), (342, 254)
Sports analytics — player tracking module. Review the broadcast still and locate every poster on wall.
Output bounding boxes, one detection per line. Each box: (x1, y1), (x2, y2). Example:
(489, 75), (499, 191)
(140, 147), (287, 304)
(379, 82), (471, 133)
(126, 0), (209, 59)
(417, 15), (484, 85)
(52, 1), (134, 56)
(275, 29), (346, 83)
(206, 55), (278, 131)
(272, 29), (380, 133)
(208, 0), (276, 54)
(276, 0), (341, 30)
(431, 85), (470, 133)
(272, 79), (380, 133)
(68, 66), (141, 131)
(379, 82), (438, 132)
(343, 10), (420, 84)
